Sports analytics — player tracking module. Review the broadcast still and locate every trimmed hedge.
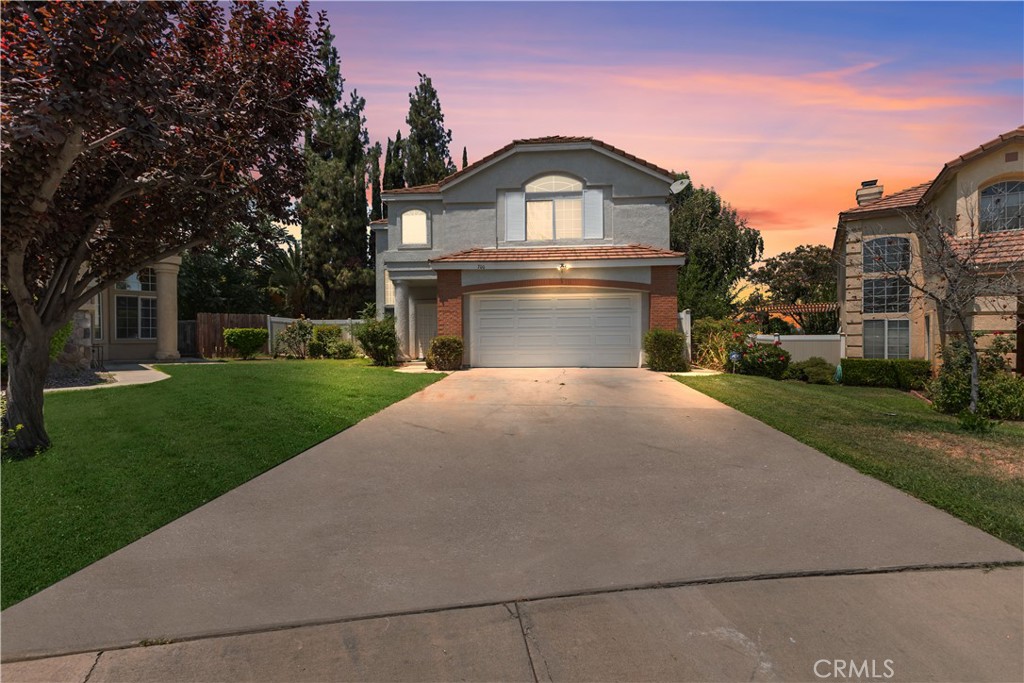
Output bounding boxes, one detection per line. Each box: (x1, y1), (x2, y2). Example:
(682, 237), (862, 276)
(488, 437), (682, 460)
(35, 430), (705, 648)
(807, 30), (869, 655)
(840, 358), (931, 390)
(643, 329), (689, 372)
(223, 328), (268, 359)
(426, 335), (464, 371)
(784, 356), (836, 385)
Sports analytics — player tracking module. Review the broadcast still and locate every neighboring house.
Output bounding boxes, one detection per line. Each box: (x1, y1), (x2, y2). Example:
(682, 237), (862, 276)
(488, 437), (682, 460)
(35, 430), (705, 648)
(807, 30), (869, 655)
(374, 136), (685, 367)
(834, 126), (1024, 372)
(76, 256), (182, 363)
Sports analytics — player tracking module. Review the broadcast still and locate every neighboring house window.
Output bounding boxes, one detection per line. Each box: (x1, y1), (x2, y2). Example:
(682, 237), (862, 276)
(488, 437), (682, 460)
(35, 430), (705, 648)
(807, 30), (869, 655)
(980, 181), (1023, 233)
(115, 268), (157, 292)
(863, 278), (910, 313)
(863, 319), (910, 359)
(384, 272), (395, 306)
(525, 175), (584, 240)
(92, 295), (103, 341)
(401, 209), (429, 245)
(862, 237), (910, 273)
(115, 296), (156, 340)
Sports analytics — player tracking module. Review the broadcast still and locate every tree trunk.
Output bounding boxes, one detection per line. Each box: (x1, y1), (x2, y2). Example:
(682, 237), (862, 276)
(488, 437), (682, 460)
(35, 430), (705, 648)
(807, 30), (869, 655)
(3, 329), (52, 456)
(963, 330), (981, 414)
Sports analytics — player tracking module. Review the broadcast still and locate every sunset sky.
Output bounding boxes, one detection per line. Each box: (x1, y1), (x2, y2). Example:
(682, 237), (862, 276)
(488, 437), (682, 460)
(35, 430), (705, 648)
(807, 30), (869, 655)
(317, 1), (1023, 258)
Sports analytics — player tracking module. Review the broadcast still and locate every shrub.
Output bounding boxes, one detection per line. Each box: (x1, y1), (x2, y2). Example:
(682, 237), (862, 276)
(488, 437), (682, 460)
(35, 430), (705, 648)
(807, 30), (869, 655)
(308, 339), (329, 359)
(273, 317), (313, 359)
(426, 336), (464, 371)
(355, 317), (399, 366)
(729, 340), (791, 380)
(643, 329), (689, 372)
(841, 358), (931, 390)
(931, 335), (1024, 420)
(786, 356), (836, 385)
(312, 324), (343, 345)
(692, 318), (756, 371)
(328, 340), (357, 360)
(223, 328), (268, 360)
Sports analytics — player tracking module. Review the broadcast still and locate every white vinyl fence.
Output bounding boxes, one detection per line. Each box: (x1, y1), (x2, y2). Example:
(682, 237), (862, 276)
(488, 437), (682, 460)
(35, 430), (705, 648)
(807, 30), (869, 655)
(267, 317), (365, 353)
(753, 334), (845, 365)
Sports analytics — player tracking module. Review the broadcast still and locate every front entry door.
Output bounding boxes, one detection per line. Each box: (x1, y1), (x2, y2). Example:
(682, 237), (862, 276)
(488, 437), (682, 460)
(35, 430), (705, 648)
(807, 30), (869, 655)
(415, 301), (438, 359)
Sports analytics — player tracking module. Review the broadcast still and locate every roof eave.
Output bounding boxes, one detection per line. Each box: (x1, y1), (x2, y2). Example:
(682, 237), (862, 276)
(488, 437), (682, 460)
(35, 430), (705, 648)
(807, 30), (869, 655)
(430, 256), (687, 270)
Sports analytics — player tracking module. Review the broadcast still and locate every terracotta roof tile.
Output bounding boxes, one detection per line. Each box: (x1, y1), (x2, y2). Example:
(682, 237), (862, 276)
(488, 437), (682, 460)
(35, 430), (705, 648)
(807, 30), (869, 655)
(952, 230), (1024, 269)
(431, 244), (685, 263)
(382, 183), (441, 195)
(841, 182), (933, 216)
(369, 218), (388, 225)
(754, 302), (839, 314)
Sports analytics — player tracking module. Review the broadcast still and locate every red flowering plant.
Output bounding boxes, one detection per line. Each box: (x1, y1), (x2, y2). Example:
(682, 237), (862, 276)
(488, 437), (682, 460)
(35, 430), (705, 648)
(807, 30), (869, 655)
(727, 339), (792, 380)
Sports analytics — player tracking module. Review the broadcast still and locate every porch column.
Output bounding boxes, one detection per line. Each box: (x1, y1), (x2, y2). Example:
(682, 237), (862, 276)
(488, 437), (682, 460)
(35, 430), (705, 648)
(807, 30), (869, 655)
(394, 279), (411, 360)
(153, 256), (181, 360)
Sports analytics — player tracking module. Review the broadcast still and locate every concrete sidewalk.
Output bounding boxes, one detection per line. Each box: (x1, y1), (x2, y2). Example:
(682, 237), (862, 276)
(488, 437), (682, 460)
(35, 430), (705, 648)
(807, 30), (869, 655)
(4, 568), (1021, 682)
(3, 369), (1022, 673)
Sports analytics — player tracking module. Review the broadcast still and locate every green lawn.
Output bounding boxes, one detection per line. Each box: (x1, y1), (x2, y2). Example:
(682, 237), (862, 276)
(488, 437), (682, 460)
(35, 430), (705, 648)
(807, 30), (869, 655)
(675, 374), (1024, 550)
(1, 360), (442, 609)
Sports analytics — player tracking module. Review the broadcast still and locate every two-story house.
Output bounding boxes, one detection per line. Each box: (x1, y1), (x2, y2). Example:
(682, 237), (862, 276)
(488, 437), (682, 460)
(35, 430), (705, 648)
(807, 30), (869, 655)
(835, 126), (1023, 372)
(374, 136), (685, 367)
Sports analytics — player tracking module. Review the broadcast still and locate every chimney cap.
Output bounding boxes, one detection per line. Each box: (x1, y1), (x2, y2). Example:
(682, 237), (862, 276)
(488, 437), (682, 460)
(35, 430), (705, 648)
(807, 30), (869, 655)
(860, 179), (879, 188)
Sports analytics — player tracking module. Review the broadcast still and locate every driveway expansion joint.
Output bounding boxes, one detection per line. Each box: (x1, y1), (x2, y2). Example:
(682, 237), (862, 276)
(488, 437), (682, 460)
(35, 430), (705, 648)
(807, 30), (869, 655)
(4, 561), (1020, 665)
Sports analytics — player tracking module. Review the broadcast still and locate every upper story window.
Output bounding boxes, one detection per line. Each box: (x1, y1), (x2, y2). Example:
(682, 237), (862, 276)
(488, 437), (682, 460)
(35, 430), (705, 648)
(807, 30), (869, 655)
(401, 209), (429, 246)
(115, 267), (156, 292)
(863, 237), (910, 273)
(980, 181), (1023, 233)
(506, 174), (603, 242)
(863, 278), (909, 313)
(525, 175), (583, 240)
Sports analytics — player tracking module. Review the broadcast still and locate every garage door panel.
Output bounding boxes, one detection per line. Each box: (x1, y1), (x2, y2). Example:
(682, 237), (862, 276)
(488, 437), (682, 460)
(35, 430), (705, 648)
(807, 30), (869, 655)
(472, 291), (641, 367)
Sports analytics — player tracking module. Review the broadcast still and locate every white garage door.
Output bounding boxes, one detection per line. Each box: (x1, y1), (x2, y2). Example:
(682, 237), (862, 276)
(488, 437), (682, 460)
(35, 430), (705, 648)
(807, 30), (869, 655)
(471, 292), (641, 367)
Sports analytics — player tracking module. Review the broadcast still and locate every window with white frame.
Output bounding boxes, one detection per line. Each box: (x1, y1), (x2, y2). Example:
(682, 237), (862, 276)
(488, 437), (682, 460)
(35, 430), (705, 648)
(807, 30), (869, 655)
(525, 175), (583, 240)
(862, 237), (910, 273)
(91, 295), (103, 341)
(115, 296), (156, 339)
(980, 181), (1023, 233)
(863, 278), (909, 313)
(863, 319), (910, 359)
(401, 209), (429, 245)
(506, 174), (604, 242)
(115, 268), (156, 292)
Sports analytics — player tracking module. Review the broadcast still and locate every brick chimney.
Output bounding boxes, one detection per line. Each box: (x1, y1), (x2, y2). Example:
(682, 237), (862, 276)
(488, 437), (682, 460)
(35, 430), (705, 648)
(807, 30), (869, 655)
(856, 179), (883, 206)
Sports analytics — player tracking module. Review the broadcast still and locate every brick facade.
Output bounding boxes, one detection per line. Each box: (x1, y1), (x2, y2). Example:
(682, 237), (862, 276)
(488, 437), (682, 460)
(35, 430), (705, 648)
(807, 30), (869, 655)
(436, 270), (463, 337)
(433, 267), (681, 337)
(649, 265), (680, 331)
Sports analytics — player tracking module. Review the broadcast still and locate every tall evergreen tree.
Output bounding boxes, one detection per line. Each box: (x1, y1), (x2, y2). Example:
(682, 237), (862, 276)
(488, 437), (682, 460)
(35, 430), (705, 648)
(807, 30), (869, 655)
(383, 130), (405, 191)
(404, 72), (456, 186)
(462, 146), (468, 170)
(369, 141), (383, 221)
(299, 27), (374, 318)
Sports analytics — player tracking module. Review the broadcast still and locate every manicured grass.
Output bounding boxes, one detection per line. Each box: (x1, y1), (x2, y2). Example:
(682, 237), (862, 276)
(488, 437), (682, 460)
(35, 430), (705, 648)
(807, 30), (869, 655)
(1, 360), (441, 609)
(675, 374), (1024, 550)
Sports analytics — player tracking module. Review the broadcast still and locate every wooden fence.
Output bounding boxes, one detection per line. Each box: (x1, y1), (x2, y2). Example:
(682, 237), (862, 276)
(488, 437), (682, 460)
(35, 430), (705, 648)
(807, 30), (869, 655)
(196, 312), (269, 358)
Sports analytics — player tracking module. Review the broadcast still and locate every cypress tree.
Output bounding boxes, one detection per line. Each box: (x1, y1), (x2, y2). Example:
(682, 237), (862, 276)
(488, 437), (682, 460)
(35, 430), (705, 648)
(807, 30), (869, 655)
(404, 72), (456, 186)
(383, 130), (405, 191)
(299, 27), (374, 318)
(369, 141), (383, 221)
(462, 146), (468, 170)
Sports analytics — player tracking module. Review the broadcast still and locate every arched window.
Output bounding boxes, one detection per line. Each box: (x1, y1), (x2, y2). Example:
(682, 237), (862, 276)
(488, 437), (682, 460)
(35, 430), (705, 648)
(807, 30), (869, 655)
(401, 209), (428, 245)
(862, 237), (910, 273)
(525, 174), (584, 240)
(980, 181), (1023, 233)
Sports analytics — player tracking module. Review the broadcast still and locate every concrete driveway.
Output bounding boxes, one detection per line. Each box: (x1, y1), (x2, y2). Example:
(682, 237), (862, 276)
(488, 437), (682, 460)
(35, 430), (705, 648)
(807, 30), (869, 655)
(2, 369), (1022, 677)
